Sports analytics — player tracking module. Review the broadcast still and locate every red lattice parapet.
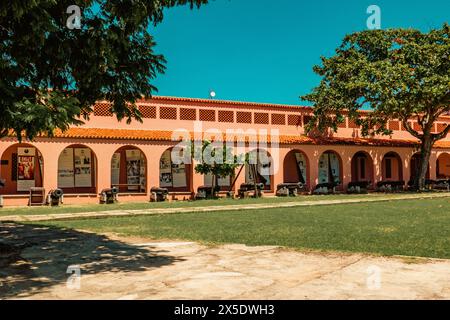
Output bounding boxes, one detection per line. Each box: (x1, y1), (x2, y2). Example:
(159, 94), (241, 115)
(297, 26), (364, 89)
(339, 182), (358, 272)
(93, 103), (113, 117)
(236, 111), (252, 124)
(287, 114), (301, 126)
(388, 120), (400, 131)
(271, 113), (286, 125)
(218, 110), (234, 123)
(138, 105), (157, 119)
(303, 116), (313, 127)
(160, 107), (177, 120)
(348, 119), (360, 129)
(254, 112), (269, 124)
(436, 123), (447, 133)
(199, 109), (216, 122)
(180, 108), (197, 121)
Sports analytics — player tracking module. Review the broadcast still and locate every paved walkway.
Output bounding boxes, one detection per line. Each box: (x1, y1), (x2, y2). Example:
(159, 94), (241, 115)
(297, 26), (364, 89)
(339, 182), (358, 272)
(1, 192), (449, 222)
(3, 236), (449, 300)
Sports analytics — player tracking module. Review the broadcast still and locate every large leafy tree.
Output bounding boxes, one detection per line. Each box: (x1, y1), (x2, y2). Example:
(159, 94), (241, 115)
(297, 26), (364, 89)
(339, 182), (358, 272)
(302, 24), (450, 190)
(0, 0), (207, 140)
(193, 140), (243, 198)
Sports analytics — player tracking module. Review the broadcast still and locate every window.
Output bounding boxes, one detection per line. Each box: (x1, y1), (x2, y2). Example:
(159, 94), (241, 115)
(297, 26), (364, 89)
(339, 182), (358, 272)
(359, 157), (366, 180)
(385, 158), (392, 179)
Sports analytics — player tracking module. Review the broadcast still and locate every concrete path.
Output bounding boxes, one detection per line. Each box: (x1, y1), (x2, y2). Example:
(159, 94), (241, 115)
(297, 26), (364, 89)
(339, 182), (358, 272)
(1, 192), (450, 222)
(3, 237), (450, 300)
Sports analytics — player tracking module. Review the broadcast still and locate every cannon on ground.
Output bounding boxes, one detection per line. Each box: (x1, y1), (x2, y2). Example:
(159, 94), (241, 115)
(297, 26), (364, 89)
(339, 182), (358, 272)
(238, 183), (264, 198)
(196, 185), (220, 200)
(99, 187), (119, 204)
(47, 188), (64, 206)
(276, 182), (305, 197)
(150, 187), (169, 202)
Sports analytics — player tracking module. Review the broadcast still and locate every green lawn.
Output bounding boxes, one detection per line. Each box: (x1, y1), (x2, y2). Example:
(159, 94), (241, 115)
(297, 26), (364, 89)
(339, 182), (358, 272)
(35, 197), (450, 259)
(0, 193), (405, 216)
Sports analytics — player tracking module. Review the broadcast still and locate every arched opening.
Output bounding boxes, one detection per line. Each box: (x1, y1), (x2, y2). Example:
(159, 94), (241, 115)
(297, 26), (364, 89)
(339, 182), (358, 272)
(159, 147), (192, 192)
(318, 150), (343, 186)
(283, 150), (309, 186)
(111, 146), (147, 193)
(410, 153), (430, 182)
(0, 143), (44, 195)
(381, 152), (403, 181)
(436, 153), (450, 179)
(245, 149), (274, 191)
(57, 145), (97, 194)
(351, 151), (374, 185)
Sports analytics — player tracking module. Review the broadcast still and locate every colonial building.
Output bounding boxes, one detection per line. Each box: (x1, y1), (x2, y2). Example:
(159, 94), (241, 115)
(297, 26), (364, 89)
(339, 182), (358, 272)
(1, 96), (450, 206)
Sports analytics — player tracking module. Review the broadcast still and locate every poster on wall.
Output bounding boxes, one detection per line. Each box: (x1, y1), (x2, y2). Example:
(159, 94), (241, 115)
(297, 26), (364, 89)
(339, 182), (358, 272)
(159, 150), (173, 187)
(329, 153), (340, 183)
(318, 155), (329, 183)
(139, 152), (146, 192)
(204, 174), (230, 187)
(126, 150), (141, 191)
(295, 152), (307, 184)
(111, 153), (121, 186)
(258, 162), (271, 186)
(172, 162), (187, 188)
(17, 147), (36, 191)
(58, 148), (74, 188)
(74, 148), (92, 187)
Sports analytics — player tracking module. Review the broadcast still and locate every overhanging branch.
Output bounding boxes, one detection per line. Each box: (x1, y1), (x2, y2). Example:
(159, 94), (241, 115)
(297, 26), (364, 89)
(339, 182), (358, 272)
(433, 124), (450, 141)
(401, 119), (423, 140)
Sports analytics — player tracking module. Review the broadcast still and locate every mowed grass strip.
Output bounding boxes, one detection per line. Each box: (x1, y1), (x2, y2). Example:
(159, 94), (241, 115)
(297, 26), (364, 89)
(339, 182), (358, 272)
(35, 198), (450, 259)
(0, 193), (412, 217)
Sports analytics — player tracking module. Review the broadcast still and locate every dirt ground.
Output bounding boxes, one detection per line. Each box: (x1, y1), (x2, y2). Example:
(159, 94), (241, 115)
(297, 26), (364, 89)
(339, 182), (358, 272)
(1, 222), (449, 300)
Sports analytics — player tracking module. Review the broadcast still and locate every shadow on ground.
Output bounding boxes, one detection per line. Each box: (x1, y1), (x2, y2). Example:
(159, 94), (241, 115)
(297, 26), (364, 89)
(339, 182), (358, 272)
(0, 223), (183, 299)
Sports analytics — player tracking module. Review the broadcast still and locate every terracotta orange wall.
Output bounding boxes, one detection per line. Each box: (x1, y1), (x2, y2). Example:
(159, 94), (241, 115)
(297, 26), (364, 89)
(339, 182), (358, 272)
(84, 98), (450, 143)
(437, 153), (450, 178)
(0, 137), (449, 206)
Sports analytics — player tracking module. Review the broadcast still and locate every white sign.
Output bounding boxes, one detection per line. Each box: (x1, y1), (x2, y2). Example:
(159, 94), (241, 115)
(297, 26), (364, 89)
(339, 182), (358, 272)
(111, 153), (121, 186)
(58, 148), (75, 188)
(74, 148), (92, 187)
(295, 152), (307, 184)
(126, 150), (141, 191)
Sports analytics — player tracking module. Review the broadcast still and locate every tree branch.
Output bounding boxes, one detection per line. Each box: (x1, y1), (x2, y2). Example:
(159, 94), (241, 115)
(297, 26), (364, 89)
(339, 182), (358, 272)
(401, 119), (423, 140)
(433, 124), (450, 141)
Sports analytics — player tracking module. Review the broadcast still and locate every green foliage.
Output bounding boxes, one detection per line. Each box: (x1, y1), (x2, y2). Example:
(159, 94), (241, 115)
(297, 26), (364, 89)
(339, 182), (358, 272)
(302, 25), (450, 189)
(0, 0), (208, 140)
(193, 140), (243, 180)
(302, 24), (450, 140)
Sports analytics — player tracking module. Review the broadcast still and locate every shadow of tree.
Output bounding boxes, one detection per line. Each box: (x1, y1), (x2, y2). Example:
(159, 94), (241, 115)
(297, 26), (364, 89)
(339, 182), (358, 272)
(0, 223), (183, 299)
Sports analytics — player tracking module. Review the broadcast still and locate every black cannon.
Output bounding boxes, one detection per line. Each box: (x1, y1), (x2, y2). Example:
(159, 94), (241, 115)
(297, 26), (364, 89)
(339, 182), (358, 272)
(276, 182), (305, 197)
(47, 188), (64, 206)
(150, 187), (169, 202)
(99, 187), (119, 204)
(434, 179), (450, 191)
(196, 185), (220, 200)
(313, 182), (338, 195)
(238, 183), (264, 198)
(0, 178), (5, 207)
(347, 181), (371, 194)
(376, 180), (405, 193)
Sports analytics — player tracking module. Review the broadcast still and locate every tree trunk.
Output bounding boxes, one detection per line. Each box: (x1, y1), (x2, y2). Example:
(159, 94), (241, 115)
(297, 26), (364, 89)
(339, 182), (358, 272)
(211, 173), (216, 198)
(415, 135), (433, 191)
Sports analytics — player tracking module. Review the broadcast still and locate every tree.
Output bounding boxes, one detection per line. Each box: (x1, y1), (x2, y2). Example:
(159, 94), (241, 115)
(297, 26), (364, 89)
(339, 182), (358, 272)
(302, 24), (450, 190)
(193, 141), (243, 198)
(0, 0), (207, 140)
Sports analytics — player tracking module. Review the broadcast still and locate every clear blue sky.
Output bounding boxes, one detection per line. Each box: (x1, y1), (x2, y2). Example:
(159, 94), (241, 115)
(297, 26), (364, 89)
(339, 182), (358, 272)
(151, 0), (449, 105)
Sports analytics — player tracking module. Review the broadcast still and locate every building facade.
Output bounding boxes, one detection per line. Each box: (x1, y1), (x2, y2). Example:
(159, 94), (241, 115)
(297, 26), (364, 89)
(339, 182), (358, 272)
(1, 96), (450, 206)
